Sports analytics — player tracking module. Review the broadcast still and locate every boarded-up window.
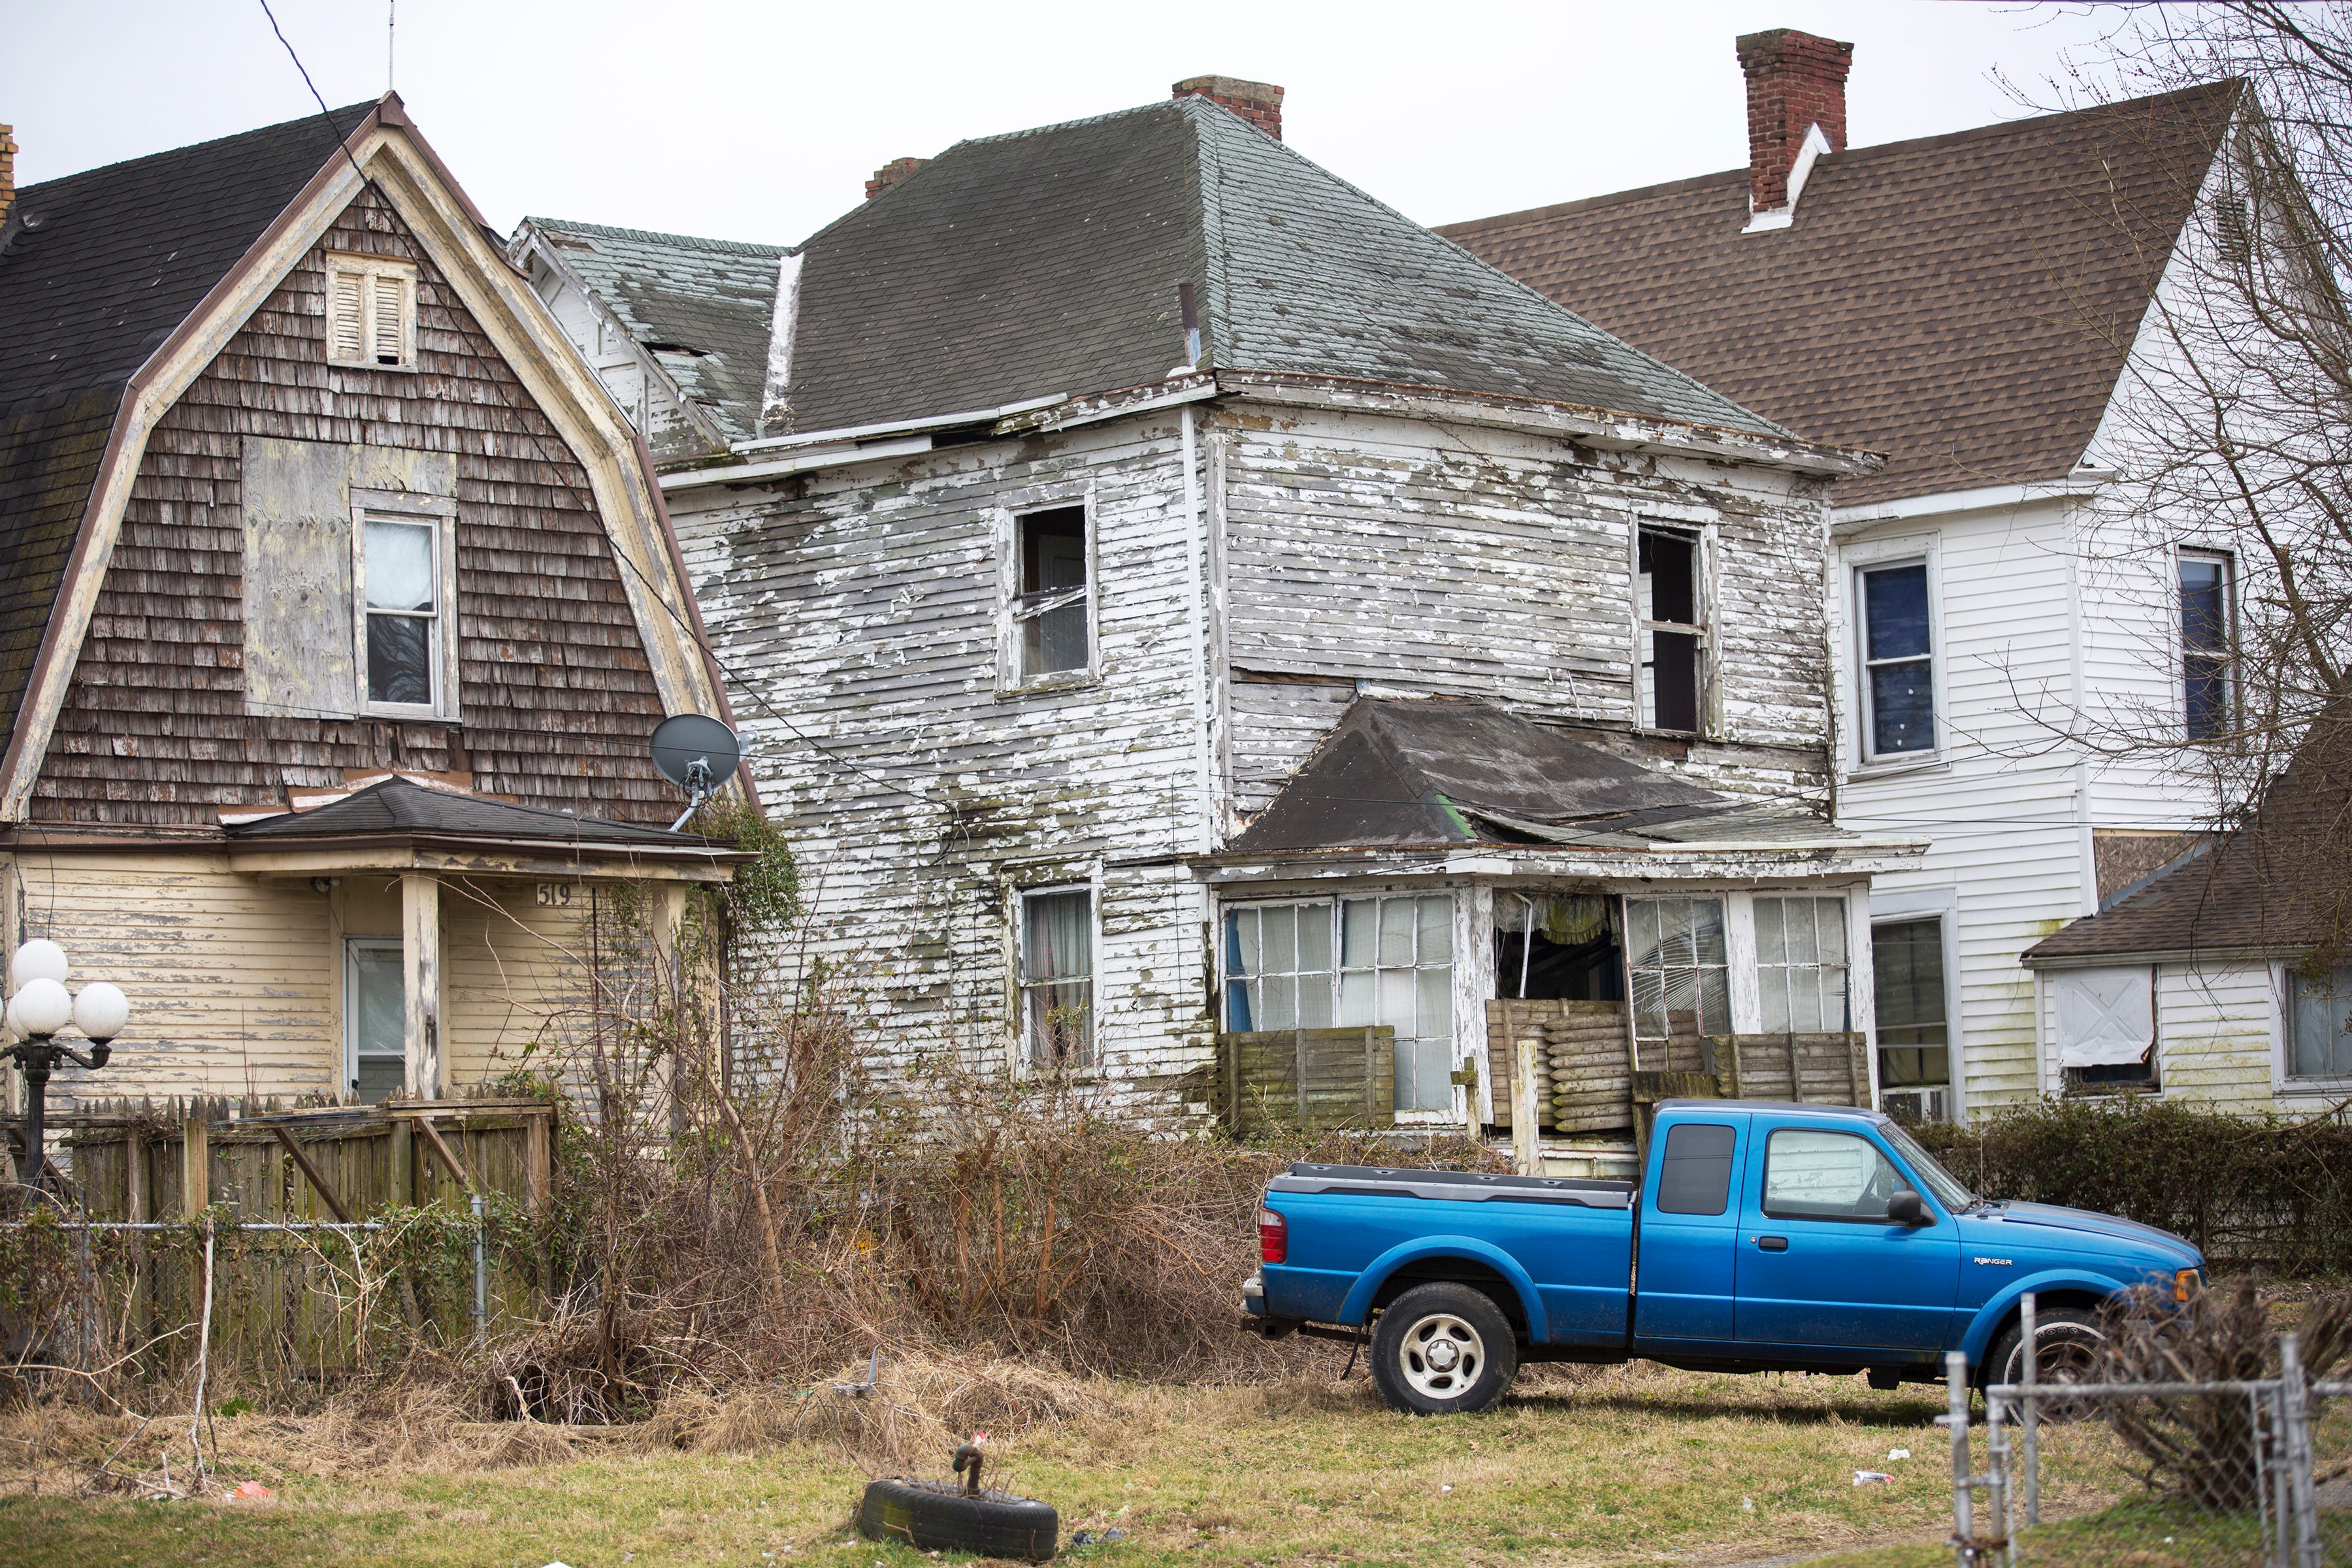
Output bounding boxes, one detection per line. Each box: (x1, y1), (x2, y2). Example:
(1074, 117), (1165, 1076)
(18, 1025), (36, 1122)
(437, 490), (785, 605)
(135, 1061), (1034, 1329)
(325, 255), (418, 368)
(1021, 888), (1093, 1068)
(2051, 966), (2157, 1092)
(1626, 896), (1728, 1041)
(1637, 527), (1705, 732)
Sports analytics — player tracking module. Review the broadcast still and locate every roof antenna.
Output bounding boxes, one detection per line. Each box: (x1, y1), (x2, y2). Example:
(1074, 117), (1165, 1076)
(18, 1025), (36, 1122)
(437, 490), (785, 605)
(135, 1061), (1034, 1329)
(650, 715), (743, 832)
(386, 0), (396, 91)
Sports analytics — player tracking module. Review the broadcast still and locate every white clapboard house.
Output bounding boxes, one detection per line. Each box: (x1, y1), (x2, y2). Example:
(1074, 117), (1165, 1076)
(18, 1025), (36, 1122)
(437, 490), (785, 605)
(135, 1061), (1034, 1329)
(1443, 30), (2286, 1117)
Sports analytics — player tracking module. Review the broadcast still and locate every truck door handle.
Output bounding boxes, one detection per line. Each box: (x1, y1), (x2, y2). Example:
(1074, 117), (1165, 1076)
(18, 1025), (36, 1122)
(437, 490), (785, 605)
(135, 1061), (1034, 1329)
(1754, 1235), (1788, 1252)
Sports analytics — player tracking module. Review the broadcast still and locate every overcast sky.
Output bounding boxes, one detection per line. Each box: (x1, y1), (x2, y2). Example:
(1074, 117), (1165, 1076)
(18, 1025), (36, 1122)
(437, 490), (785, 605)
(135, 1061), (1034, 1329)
(7, 1), (2137, 246)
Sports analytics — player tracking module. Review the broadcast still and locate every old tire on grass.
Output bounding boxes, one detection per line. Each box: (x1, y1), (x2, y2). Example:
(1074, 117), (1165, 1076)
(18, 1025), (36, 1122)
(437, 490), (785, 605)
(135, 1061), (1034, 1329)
(1985, 1307), (2107, 1422)
(1369, 1282), (1518, 1416)
(857, 1477), (1059, 1561)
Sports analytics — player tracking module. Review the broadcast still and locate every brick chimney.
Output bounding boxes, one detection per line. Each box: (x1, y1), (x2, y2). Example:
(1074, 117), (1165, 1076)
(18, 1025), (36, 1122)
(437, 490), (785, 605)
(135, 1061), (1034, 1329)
(1173, 76), (1283, 140)
(1736, 29), (1852, 221)
(865, 156), (928, 201)
(0, 125), (16, 230)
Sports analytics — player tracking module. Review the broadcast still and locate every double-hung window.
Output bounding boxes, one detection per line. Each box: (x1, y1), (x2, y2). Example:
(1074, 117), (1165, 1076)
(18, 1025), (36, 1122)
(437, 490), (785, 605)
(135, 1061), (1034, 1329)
(1872, 917), (1950, 1095)
(2180, 551), (2234, 742)
(1754, 896), (1850, 1032)
(2289, 966), (2352, 1080)
(1637, 527), (1706, 733)
(325, 254), (419, 370)
(1224, 894), (1456, 1114)
(1019, 887), (1094, 1068)
(1009, 505), (1091, 683)
(1858, 562), (1935, 757)
(357, 511), (450, 715)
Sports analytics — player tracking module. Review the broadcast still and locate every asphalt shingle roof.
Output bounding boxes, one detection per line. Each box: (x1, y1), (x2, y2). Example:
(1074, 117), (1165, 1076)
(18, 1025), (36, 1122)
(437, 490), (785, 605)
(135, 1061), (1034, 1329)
(1436, 83), (2238, 508)
(572, 96), (1786, 441)
(523, 218), (785, 442)
(0, 102), (374, 749)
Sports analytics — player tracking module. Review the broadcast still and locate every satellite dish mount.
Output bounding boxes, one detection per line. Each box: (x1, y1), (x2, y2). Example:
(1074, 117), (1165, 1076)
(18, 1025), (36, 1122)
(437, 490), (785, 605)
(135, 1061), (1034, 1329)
(649, 715), (744, 832)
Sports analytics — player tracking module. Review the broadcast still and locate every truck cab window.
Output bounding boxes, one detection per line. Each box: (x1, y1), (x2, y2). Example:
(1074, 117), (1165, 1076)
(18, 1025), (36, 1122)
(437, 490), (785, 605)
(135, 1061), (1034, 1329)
(1655, 1122), (1737, 1215)
(1761, 1128), (1909, 1222)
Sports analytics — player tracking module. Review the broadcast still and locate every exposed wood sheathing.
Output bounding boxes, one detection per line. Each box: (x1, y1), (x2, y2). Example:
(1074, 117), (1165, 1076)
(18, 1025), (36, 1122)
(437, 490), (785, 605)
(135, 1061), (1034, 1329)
(29, 188), (676, 826)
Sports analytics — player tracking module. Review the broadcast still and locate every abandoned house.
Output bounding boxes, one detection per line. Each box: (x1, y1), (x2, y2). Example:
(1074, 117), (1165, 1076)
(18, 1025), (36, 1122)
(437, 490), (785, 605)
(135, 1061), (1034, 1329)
(532, 76), (1923, 1173)
(0, 97), (743, 1127)
(1441, 31), (2258, 1119)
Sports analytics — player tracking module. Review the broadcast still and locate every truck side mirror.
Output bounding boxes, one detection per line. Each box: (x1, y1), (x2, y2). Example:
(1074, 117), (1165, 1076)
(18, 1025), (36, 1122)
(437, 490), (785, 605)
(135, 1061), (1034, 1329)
(1887, 1189), (1929, 1226)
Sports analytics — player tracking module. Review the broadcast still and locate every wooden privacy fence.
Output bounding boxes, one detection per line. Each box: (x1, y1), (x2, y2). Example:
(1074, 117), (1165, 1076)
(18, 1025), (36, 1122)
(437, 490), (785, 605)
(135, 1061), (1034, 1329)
(1484, 998), (1870, 1145)
(1215, 1027), (1396, 1134)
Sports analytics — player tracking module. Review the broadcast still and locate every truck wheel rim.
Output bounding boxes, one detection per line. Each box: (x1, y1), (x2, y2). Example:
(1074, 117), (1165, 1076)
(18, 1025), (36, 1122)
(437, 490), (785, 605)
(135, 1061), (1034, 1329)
(1399, 1313), (1484, 1399)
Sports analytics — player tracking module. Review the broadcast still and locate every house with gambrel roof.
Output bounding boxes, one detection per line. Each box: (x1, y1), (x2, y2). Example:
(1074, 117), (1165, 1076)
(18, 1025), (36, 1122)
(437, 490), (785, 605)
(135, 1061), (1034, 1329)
(1442, 31), (2261, 1120)
(537, 76), (1923, 1168)
(0, 97), (743, 1124)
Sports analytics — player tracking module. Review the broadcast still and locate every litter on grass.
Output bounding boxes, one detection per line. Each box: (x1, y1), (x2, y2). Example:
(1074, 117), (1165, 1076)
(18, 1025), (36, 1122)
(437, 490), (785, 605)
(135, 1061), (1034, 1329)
(1852, 1471), (1894, 1485)
(231, 1481), (275, 1501)
(1887, 1448), (1910, 1460)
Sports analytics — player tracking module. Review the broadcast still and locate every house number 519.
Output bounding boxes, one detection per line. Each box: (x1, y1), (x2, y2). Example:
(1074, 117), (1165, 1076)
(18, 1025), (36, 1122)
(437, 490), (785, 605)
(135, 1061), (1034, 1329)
(536, 883), (575, 907)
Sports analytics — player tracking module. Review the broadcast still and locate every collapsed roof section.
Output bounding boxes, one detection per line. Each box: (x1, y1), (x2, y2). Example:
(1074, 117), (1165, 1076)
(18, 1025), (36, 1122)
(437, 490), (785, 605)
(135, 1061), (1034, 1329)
(1220, 697), (1908, 865)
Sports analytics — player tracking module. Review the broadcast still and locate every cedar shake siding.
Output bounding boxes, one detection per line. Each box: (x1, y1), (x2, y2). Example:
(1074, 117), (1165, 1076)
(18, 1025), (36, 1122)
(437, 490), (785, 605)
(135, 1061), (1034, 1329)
(31, 187), (676, 828)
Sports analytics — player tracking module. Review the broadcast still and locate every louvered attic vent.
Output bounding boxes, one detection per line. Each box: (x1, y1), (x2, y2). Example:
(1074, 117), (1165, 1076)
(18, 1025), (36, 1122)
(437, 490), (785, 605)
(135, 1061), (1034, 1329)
(325, 253), (420, 369)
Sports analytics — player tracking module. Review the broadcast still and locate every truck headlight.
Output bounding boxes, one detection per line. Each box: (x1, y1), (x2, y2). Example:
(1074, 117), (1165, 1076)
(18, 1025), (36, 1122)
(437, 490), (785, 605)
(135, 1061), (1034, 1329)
(2175, 1267), (2201, 1303)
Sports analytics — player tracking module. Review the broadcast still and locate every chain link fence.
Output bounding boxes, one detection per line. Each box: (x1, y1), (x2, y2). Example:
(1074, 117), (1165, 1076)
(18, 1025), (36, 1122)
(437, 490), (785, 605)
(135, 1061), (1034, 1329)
(1947, 1294), (2349, 1566)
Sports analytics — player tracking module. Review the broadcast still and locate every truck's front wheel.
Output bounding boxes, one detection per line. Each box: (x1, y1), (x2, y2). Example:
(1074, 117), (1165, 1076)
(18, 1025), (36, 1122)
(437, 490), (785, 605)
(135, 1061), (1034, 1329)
(1369, 1284), (1518, 1416)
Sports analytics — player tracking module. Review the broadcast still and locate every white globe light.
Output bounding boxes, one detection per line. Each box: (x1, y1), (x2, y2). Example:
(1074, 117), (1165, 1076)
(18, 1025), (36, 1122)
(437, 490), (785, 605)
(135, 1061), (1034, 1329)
(14, 977), (71, 1036)
(73, 982), (128, 1044)
(2, 993), (23, 1042)
(12, 939), (67, 989)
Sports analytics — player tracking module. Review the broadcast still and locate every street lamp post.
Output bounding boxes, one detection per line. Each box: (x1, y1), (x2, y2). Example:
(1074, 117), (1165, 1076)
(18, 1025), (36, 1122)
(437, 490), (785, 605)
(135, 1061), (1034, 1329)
(3, 939), (129, 1198)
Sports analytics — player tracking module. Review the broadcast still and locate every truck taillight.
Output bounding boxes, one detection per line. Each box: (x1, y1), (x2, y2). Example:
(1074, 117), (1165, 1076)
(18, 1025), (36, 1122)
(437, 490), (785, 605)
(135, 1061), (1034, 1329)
(1258, 1205), (1287, 1264)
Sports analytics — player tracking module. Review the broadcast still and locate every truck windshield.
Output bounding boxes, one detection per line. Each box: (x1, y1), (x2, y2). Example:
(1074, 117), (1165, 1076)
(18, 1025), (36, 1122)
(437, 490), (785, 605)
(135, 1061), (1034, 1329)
(1880, 1120), (1979, 1211)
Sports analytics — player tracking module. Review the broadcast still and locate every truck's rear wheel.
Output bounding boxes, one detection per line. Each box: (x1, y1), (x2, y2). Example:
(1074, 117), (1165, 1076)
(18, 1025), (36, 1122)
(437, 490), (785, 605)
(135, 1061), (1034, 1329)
(1369, 1283), (1518, 1416)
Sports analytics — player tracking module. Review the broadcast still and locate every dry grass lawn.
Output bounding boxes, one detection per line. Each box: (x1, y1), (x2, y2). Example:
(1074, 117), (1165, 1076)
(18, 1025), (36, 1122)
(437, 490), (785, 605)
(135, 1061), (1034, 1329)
(0, 1358), (2161, 1567)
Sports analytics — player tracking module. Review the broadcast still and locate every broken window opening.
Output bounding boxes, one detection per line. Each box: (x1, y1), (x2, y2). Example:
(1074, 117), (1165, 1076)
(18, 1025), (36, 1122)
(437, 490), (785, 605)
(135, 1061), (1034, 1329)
(1494, 894), (1623, 1002)
(1637, 527), (1705, 733)
(1020, 887), (1094, 1069)
(2180, 551), (2234, 743)
(1625, 896), (1730, 1042)
(1015, 506), (1089, 679)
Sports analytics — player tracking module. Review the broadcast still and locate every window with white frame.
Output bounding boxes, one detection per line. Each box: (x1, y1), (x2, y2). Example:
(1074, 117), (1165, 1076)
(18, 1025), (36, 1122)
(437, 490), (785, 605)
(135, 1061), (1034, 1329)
(1625, 896), (1729, 1041)
(2289, 965), (2352, 1079)
(345, 938), (405, 1102)
(1858, 561), (1935, 757)
(1755, 897), (1851, 1033)
(1010, 505), (1090, 681)
(2180, 551), (2235, 743)
(1019, 887), (1093, 1068)
(1637, 527), (1705, 733)
(357, 511), (450, 714)
(1872, 917), (1950, 1094)
(1222, 894), (1456, 1114)
(325, 255), (419, 370)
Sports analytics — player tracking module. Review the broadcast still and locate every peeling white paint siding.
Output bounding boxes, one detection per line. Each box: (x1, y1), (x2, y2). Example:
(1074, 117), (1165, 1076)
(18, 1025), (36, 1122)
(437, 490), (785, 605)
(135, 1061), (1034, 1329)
(670, 415), (1219, 1122)
(671, 393), (1846, 1124)
(1216, 402), (1834, 805)
(2153, 959), (2279, 1116)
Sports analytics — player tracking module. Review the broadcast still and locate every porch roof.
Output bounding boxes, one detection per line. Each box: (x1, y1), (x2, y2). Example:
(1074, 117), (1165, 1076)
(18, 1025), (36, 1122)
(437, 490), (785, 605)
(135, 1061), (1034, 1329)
(1205, 697), (1921, 875)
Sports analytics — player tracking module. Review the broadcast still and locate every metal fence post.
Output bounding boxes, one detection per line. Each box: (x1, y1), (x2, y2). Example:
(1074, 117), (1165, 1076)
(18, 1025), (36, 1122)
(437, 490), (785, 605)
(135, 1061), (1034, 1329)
(470, 1191), (487, 1346)
(2280, 1334), (2321, 1568)
(1984, 1386), (2014, 1567)
(1948, 1348), (1974, 1564)
(2019, 1292), (2039, 1529)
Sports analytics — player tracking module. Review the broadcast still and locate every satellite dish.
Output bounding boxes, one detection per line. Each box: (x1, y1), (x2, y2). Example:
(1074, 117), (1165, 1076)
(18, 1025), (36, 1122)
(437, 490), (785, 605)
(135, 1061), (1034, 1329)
(650, 714), (742, 830)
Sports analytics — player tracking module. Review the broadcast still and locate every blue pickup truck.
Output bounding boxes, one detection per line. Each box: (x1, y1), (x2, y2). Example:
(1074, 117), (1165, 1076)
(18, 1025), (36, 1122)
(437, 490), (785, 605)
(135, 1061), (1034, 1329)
(1244, 1100), (2202, 1414)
